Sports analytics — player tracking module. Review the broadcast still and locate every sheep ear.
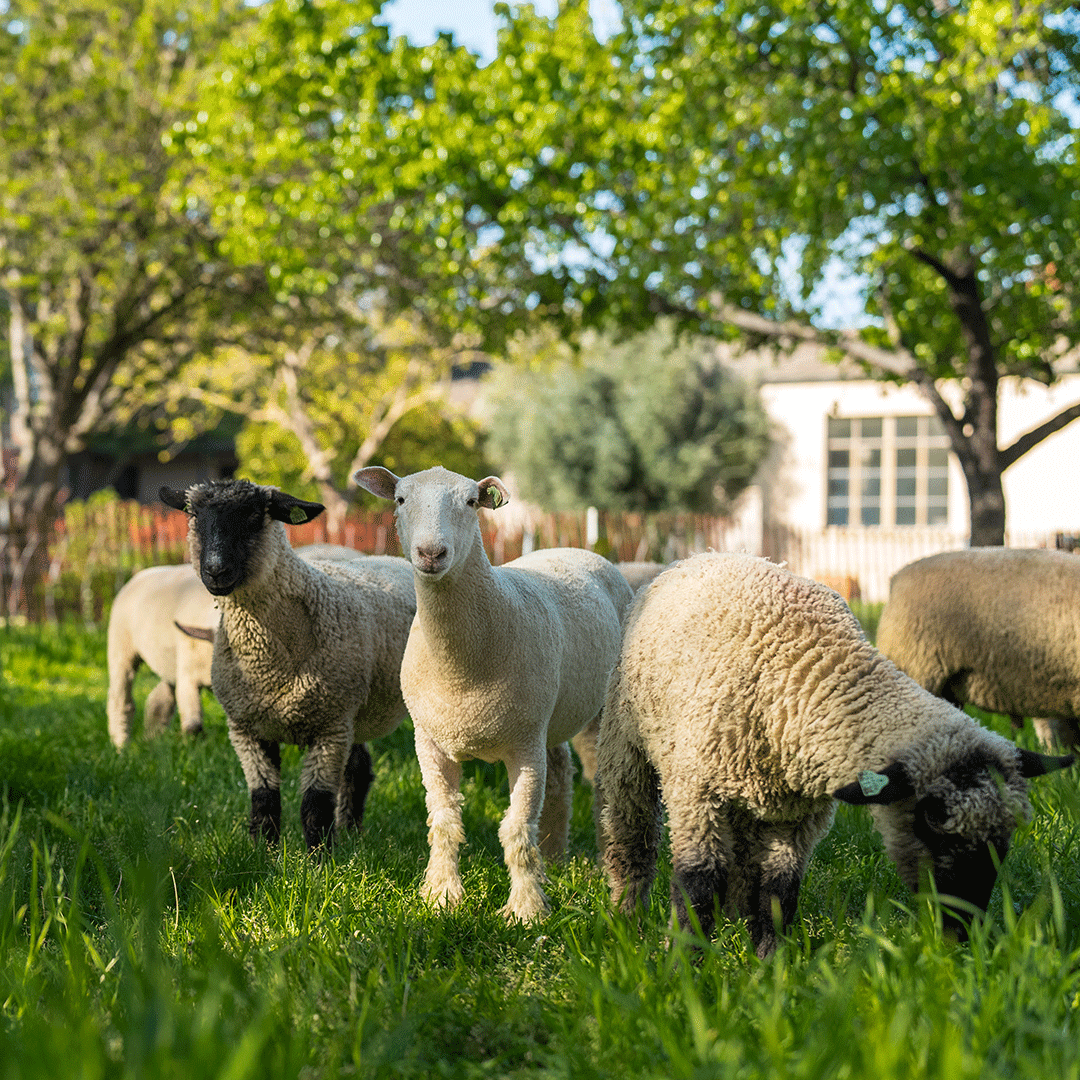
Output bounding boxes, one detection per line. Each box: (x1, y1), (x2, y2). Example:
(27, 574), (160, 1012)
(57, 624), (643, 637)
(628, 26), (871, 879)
(160, 486), (187, 512)
(354, 466), (400, 501)
(175, 621), (215, 642)
(833, 762), (917, 805)
(476, 477), (510, 510)
(1017, 748), (1075, 778)
(267, 491), (324, 526)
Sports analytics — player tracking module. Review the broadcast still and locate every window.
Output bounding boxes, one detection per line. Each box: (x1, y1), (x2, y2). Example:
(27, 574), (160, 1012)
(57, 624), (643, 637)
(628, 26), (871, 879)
(826, 415), (950, 527)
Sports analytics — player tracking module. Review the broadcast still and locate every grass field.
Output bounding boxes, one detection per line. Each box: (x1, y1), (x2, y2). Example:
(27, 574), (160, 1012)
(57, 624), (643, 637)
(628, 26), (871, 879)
(2, 619), (1080, 1078)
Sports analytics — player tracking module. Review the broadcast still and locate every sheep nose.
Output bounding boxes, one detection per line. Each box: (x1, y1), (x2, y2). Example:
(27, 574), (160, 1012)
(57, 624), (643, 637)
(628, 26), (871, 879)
(415, 542), (448, 574)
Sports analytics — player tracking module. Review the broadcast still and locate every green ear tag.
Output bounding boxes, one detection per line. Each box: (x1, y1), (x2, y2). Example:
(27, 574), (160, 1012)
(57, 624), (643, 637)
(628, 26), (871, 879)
(858, 770), (889, 797)
(289, 505), (307, 525)
(488, 486), (502, 508)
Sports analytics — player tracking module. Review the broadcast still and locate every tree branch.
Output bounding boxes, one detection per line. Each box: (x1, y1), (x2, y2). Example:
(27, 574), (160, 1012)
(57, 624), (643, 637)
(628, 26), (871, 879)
(999, 402), (1080, 470)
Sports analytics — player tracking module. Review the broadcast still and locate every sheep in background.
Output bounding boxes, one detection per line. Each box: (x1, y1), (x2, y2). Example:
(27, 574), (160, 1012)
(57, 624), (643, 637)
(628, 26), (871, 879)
(876, 547), (1080, 751)
(159, 480), (416, 851)
(355, 464), (634, 921)
(599, 552), (1073, 957)
(614, 561), (668, 595)
(106, 564), (217, 749)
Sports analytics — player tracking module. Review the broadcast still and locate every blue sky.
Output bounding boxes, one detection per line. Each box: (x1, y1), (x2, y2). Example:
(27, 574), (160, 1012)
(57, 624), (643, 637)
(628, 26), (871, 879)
(381, 0), (619, 60)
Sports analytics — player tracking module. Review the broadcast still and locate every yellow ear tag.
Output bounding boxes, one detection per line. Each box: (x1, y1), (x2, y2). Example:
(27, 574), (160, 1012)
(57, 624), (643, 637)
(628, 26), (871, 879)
(858, 770), (889, 797)
(488, 486), (502, 508)
(289, 505), (307, 525)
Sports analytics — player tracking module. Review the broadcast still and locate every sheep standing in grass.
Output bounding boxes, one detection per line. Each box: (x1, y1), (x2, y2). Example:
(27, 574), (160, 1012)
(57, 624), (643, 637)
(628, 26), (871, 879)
(877, 547), (1080, 750)
(107, 564), (217, 749)
(160, 480), (416, 851)
(355, 465), (634, 921)
(599, 552), (1073, 957)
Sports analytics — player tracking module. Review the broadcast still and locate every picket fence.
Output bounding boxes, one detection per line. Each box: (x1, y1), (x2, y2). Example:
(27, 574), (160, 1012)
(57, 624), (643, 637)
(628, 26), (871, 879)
(4, 497), (1073, 622)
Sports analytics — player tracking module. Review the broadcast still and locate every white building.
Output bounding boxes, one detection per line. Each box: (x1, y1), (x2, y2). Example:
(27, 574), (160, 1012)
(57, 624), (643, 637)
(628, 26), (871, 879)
(729, 345), (1080, 600)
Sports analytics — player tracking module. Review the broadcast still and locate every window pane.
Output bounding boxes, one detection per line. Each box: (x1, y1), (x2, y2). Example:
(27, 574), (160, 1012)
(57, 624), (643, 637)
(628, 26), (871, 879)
(928, 449), (949, 468)
(861, 447), (881, 467)
(860, 417), (882, 438)
(828, 449), (850, 468)
(862, 478), (881, 498)
(896, 478), (917, 497)
(927, 415), (946, 437)
(928, 477), (948, 497)
(897, 448), (917, 468)
(827, 506), (849, 526)
(896, 416), (918, 438)
(927, 504), (948, 525)
(828, 417), (851, 438)
(896, 506), (917, 525)
(861, 505), (880, 525)
(828, 478), (849, 497)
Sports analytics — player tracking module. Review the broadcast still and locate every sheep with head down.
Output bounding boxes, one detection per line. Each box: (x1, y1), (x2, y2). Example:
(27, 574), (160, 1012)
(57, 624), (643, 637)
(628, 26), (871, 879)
(160, 479), (415, 852)
(598, 551), (1073, 957)
(355, 464), (634, 922)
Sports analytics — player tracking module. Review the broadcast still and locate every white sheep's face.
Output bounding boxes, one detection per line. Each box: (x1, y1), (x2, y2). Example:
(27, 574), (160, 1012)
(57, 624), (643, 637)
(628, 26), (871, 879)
(354, 465), (509, 582)
(392, 467), (484, 581)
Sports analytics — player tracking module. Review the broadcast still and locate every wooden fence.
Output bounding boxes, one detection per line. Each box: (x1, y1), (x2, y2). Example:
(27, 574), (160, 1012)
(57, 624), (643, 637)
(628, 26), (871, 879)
(4, 497), (1074, 622)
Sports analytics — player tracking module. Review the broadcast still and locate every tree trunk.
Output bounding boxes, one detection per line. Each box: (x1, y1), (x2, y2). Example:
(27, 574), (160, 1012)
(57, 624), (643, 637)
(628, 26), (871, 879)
(4, 446), (65, 619)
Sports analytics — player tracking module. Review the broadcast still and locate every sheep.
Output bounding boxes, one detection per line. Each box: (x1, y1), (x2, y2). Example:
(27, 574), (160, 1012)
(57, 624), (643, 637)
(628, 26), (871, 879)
(615, 561), (668, 594)
(354, 464), (635, 921)
(598, 551), (1073, 957)
(876, 547), (1080, 751)
(106, 544), (368, 750)
(159, 479), (416, 851)
(107, 564), (218, 749)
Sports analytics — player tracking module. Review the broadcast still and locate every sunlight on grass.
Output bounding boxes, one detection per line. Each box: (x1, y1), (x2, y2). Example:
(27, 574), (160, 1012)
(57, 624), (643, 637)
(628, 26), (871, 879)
(1, 622), (1080, 1077)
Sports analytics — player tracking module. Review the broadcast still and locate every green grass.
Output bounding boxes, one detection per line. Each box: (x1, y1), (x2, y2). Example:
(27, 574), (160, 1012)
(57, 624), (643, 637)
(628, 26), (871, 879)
(1, 621), (1080, 1078)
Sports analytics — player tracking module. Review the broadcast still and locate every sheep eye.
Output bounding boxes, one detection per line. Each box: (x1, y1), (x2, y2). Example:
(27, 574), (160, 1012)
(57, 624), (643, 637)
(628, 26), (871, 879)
(395, 496), (405, 506)
(466, 497), (478, 508)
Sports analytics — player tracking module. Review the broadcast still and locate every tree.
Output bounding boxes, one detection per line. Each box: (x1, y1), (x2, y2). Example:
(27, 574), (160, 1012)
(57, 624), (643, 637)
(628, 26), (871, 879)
(455, 0), (1080, 545)
(0, 0), (264, 614)
(485, 321), (771, 514)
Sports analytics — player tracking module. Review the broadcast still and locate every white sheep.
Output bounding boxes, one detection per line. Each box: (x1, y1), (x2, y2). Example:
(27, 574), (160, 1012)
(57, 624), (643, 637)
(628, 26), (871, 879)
(876, 547), (1080, 751)
(598, 552), (1073, 957)
(355, 464), (634, 921)
(106, 564), (217, 749)
(159, 480), (416, 851)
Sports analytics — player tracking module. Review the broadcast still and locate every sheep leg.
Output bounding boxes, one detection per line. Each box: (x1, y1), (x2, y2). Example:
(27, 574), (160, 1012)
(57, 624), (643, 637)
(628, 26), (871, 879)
(499, 747), (550, 922)
(174, 646), (205, 736)
(599, 730), (663, 918)
(1032, 716), (1080, 752)
(537, 742), (572, 861)
(337, 743), (375, 831)
(143, 680), (177, 737)
(571, 714), (606, 860)
(414, 726), (466, 910)
(106, 646), (140, 750)
(229, 729), (282, 843)
(745, 809), (835, 958)
(299, 735), (351, 851)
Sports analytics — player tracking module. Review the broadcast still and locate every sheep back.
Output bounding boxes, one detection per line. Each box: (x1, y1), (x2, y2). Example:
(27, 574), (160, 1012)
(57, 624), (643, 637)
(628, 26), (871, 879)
(877, 547), (1080, 721)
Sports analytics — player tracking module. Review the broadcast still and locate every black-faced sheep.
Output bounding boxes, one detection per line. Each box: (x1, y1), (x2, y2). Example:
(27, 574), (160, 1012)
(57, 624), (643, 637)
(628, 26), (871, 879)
(876, 547), (1080, 750)
(159, 480), (416, 851)
(355, 464), (634, 921)
(599, 552), (1073, 957)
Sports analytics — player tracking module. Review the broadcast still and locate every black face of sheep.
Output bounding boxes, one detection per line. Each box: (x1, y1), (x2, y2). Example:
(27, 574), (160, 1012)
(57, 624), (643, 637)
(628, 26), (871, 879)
(834, 748), (1073, 939)
(160, 481), (324, 596)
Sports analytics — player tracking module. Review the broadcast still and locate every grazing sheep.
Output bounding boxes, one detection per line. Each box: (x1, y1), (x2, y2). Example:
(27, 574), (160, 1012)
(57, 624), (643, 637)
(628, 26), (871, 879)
(107, 564), (217, 749)
(599, 552), (1073, 957)
(876, 547), (1080, 751)
(355, 464), (634, 921)
(159, 480), (416, 851)
(615, 561), (668, 595)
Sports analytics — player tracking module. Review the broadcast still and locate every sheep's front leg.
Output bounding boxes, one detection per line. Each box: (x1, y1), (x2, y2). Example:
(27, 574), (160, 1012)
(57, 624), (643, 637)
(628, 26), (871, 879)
(174, 648), (205, 736)
(414, 726), (465, 910)
(228, 728), (282, 843)
(499, 747), (550, 922)
(337, 743), (375, 831)
(666, 785), (733, 939)
(300, 733), (351, 851)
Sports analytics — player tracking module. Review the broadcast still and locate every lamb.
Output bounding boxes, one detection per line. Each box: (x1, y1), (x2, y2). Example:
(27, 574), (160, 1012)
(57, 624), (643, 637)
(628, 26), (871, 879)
(355, 464), (634, 921)
(876, 547), (1080, 751)
(107, 564), (217, 749)
(159, 479), (416, 851)
(598, 552), (1073, 957)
